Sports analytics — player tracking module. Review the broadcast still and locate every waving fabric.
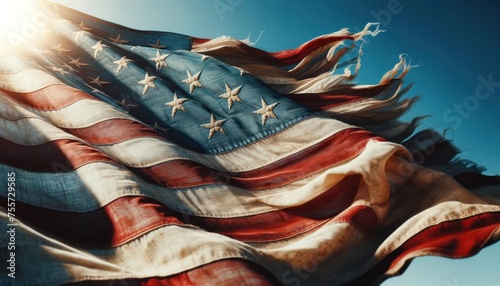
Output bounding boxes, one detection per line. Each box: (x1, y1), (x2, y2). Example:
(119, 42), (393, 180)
(1, 3), (499, 286)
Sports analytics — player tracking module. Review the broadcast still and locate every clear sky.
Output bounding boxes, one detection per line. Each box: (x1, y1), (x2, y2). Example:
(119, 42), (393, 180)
(39, 0), (500, 284)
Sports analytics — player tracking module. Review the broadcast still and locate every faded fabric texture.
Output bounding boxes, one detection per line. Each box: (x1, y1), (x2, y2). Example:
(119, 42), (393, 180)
(0, 3), (499, 286)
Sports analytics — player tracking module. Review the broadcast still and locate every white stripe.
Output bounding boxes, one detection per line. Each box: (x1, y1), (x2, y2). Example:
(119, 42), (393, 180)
(327, 82), (405, 114)
(0, 91), (39, 121)
(255, 215), (381, 285)
(0, 88), (138, 129)
(0, 97), (80, 145)
(0, 53), (40, 74)
(0, 68), (61, 93)
(36, 99), (133, 128)
(0, 116), (76, 145)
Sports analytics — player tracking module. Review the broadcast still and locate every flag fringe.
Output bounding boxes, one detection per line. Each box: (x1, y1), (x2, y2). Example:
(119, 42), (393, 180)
(194, 23), (492, 179)
(192, 24), (421, 143)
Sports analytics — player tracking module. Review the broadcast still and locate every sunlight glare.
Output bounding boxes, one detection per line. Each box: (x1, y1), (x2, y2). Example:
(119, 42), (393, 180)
(0, 0), (58, 49)
(0, 0), (38, 35)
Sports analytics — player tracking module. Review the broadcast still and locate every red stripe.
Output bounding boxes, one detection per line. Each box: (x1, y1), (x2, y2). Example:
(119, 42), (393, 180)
(129, 129), (382, 190)
(285, 80), (397, 111)
(2, 83), (164, 147)
(193, 35), (355, 66)
(64, 119), (163, 144)
(0, 138), (116, 172)
(345, 212), (500, 285)
(3, 175), (370, 246)
(1, 84), (98, 111)
(191, 37), (210, 45)
(269, 35), (355, 62)
(332, 204), (378, 234)
(6, 196), (183, 247)
(286, 94), (369, 111)
(191, 175), (364, 242)
(230, 129), (379, 189)
(388, 211), (500, 271)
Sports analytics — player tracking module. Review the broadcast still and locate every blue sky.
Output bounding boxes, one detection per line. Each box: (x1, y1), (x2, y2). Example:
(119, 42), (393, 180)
(51, 0), (500, 284)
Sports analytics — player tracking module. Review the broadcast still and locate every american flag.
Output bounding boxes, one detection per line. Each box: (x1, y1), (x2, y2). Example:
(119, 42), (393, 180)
(1, 3), (500, 286)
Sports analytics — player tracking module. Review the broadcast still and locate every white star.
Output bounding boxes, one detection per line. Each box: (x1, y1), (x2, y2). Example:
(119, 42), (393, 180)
(113, 56), (134, 74)
(61, 63), (78, 73)
(149, 50), (169, 71)
(152, 122), (169, 134)
(201, 54), (210, 61)
(46, 66), (70, 76)
(78, 21), (92, 31)
(89, 76), (111, 87)
(164, 92), (188, 117)
(109, 33), (128, 44)
(73, 30), (89, 41)
(68, 58), (89, 68)
(91, 41), (107, 58)
(182, 69), (203, 93)
(84, 83), (105, 94)
(253, 98), (279, 126)
(118, 99), (139, 109)
(200, 114), (227, 139)
(51, 43), (72, 53)
(148, 39), (167, 49)
(235, 67), (248, 76)
(137, 72), (158, 95)
(218, 83), (243, 110)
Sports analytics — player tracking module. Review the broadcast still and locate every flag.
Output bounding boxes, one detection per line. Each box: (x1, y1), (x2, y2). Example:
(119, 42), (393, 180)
(1, 2), (500, 285)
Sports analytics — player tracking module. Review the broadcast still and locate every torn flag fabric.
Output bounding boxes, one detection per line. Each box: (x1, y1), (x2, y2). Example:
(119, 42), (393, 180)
(1, 3), (500, 286)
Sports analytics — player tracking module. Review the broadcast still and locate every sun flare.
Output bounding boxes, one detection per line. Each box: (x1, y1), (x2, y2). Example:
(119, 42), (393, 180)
(0, 0), (37, 34)
(0, 0), (58, 49)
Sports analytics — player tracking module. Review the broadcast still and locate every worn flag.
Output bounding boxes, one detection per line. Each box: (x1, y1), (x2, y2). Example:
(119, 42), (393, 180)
(1, 2), (500, 286)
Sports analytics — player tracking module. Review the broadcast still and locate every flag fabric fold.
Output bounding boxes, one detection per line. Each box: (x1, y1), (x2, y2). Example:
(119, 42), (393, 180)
(1, 3), (499, 286)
